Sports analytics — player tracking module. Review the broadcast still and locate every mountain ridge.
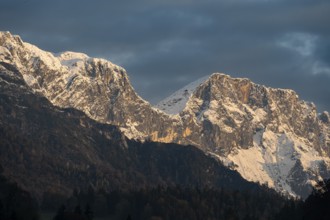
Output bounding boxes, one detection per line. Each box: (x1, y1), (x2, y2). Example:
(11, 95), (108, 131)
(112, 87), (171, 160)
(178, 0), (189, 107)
(1, 31), (329, 198)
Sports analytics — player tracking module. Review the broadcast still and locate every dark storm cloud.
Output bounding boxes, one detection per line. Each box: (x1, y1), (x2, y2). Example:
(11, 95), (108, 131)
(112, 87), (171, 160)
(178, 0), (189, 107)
(0, 0), (329, 111)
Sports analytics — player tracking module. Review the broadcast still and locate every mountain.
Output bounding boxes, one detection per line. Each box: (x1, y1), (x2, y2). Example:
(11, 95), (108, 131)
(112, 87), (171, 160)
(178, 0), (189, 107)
(158, 73), (330, 198)
(1, 31), (329, 198)
(0, 54), (265, 204)
(0, 31), (178, 140)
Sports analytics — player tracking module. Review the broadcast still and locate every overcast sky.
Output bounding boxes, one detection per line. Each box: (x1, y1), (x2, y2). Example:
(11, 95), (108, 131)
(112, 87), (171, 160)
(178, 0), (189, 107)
(0, 0), (329, 111)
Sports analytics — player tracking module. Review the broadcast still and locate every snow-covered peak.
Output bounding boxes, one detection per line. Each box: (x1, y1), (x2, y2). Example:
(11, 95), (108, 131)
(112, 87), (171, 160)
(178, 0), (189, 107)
(155, 73), (255, 115)
(0, 31), (174, 141)
(0, 31), (23, 44)
(155, 75), (210, 114)
(0, 31), (63, 71)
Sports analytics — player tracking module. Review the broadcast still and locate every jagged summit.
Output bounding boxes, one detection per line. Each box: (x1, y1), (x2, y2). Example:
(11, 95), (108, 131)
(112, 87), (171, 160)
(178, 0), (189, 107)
(0, 31), (23, 43)
(1, 31), (330, 198)
(156, 73), (257, 115)
(156, 72), (301, 115)
(0, 31), (176, 140)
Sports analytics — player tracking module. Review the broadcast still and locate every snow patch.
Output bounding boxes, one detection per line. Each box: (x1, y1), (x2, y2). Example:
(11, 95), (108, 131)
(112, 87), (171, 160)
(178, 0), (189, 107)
(22, 74), (39, 88)
(228, 145), (276, 188)
(155, 75), (210, 114)
(226, 128), (330, 197)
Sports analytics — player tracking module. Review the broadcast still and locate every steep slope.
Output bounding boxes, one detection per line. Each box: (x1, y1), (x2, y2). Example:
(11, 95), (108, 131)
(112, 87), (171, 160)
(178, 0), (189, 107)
(1, 31), (330, 198)
(0, 60), (264, 203)
(158, 73), (330, 198)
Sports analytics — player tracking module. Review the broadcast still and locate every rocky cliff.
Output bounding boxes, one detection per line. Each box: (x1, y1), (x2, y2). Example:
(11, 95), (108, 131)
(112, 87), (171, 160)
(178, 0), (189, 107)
(158, 73), (330, 197)
(0, 31), (179, 140)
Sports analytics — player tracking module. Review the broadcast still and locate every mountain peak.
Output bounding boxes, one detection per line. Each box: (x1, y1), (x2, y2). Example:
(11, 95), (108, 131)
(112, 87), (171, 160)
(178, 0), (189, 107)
(155, 73), (255, 115)
(156, 71), (330, 197)
(0, 32), (173, 140)
(0, 31), (21, 42)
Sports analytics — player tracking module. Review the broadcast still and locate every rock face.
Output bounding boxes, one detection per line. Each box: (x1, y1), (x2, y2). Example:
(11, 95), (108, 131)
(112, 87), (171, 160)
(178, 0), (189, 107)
(1, 31), (330, 198)
(159, 73), (330, 197)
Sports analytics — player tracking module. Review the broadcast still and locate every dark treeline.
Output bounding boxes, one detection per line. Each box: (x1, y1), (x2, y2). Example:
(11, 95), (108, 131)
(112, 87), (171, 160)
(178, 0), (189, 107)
(41, 179), (330, 220)
(1, 172), (330, 220)
(0, 165), (39, 220)
(302, 179), (330, 220)
(274, 179), (330, 220)
(46, 185), (294, 220)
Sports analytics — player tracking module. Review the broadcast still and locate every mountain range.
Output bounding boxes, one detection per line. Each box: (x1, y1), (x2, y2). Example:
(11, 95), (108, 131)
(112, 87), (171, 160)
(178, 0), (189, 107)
(0, 46), (262, 201)
(0, 31), (329, 199)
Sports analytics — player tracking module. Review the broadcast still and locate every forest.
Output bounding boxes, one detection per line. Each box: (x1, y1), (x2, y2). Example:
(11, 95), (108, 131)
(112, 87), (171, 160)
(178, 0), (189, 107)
(1, 165), (330, 220)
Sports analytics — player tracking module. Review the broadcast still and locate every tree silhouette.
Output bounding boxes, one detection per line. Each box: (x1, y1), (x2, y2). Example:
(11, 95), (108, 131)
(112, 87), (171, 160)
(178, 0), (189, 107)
(53, 205), (66, 220)
(74, 205), (82, 215)
(0, 200), (4, 220)
(84, 204), (93, 220)
(303, 179), (330, 220)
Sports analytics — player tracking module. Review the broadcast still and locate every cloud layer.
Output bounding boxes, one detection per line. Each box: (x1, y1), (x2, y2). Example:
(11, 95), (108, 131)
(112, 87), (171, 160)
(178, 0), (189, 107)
(1, 0), (329, 111)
